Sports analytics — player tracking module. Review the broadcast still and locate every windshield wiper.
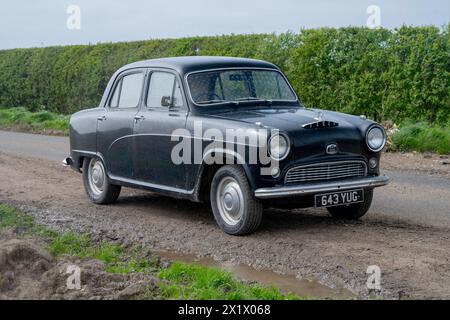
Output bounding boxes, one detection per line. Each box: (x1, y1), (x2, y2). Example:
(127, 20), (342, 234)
(197, 99), (227, 104)
(197, 99), (238, 106)
(197, 97), (273, 106)
(235, 97), (273, 105)
(235, 97), (260, 101)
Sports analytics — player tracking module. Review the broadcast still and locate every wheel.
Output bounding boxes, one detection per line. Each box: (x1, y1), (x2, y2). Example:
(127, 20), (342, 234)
(327, 189), (373, 219)
(210, 165), (263, 235)
(82, 157), (121, 204)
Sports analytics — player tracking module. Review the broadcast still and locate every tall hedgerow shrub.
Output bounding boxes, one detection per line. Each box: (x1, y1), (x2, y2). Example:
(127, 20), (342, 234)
(0, 27), (448, 125)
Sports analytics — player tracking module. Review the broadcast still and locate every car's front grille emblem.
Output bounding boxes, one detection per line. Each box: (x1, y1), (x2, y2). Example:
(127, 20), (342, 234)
(326, 143), (338, 155)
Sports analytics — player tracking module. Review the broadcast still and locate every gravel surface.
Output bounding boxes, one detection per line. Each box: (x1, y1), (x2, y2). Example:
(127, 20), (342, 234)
(0, 147), (450, 299)
(1, 130), (450, 299)
(383, 152), (450, 180)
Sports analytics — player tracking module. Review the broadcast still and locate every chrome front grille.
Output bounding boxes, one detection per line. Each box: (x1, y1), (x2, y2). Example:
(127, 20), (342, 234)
(285, 161), (367, 184)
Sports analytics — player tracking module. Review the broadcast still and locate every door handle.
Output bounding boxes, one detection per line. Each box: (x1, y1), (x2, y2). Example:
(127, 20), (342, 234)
(97, 115), (107, 121)
(134, 115), (145, 123)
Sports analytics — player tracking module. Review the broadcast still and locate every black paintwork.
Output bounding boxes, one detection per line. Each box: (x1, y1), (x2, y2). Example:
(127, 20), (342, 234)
(69, 56), (382, 202)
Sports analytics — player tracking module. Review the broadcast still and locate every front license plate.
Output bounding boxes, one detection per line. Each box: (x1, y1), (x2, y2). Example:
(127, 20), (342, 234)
(315, 189), (364, 208)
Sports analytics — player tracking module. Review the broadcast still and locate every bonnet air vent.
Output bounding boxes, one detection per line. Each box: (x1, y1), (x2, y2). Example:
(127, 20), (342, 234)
(302, 121), (339, 129)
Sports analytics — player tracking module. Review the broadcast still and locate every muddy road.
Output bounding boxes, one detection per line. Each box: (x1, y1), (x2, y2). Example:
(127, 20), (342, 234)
(0, 130), (450, 299)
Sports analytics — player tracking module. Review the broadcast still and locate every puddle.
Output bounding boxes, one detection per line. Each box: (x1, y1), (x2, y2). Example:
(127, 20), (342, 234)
(156, 250), (352, 299)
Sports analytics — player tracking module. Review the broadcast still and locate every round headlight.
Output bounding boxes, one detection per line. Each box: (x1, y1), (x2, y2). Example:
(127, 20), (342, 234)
(269, 133), (290, 160)
(366, 126), (386, 152)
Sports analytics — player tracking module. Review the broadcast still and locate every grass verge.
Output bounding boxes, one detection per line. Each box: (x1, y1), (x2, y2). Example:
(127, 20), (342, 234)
(0, 107), (69, 135)
(49, 232), (159, 274)
(0, 203), (302, 300)
(156, 262), (300, 300)
(390, 122), (450, 155)
(0, 203), (57, 238)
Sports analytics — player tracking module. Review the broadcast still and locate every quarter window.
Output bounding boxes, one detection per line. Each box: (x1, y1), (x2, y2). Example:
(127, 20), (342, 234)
(109, 82), (120, 108)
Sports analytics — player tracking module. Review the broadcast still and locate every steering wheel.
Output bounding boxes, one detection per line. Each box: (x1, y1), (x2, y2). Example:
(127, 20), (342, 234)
(194, 92), (222, 102)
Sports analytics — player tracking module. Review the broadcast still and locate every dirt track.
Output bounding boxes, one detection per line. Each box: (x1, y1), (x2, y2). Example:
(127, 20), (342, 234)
(1, 131), (450, 299)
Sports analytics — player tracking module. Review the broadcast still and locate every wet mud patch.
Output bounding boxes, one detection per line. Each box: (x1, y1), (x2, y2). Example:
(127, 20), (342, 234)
(0, 233), (157, 300)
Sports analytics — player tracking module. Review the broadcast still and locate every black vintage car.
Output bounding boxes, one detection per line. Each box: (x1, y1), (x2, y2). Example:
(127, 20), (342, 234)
(65, 56), (389, 235)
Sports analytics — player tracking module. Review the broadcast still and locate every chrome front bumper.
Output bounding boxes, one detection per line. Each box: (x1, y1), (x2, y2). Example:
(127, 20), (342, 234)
(254, 175), (390, 199)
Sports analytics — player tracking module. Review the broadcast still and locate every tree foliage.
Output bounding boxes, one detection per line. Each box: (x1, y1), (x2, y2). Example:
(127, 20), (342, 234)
(0, 27), (448, 124)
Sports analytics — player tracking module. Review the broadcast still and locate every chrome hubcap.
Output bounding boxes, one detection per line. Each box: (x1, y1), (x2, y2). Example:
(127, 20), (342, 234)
(88, 159), (105, 196)
(216, 177), (244, 226)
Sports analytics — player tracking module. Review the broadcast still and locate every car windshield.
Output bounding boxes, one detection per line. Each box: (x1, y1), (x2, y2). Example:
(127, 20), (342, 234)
(187, 69), (297, 105)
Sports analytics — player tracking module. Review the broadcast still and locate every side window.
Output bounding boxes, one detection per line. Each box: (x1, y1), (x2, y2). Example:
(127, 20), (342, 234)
(147, 72), (183, 108)
(118, 73), (144, 108)
(108, 72), (144, 109)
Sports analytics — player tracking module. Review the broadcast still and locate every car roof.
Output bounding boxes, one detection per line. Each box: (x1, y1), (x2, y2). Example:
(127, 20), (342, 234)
(119, 56), (279, 75)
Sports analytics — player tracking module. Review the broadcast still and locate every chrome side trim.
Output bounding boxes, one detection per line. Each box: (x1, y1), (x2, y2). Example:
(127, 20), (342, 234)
(254, 175), (390, 199)
(108, 174), (195, 195)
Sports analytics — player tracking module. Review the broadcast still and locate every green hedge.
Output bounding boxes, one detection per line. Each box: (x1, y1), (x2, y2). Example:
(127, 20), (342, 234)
(391, 122), (450, 154)
(0, 26), (448, 124)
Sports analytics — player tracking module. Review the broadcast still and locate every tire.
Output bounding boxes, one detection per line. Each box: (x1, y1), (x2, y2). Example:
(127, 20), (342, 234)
(327, 189), (373, 220)
(210, 165), (263, 235)
(82, 157), (121, 204)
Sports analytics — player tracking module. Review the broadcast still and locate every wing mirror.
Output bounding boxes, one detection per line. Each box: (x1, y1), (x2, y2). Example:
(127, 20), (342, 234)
(161, 96), (172, 107)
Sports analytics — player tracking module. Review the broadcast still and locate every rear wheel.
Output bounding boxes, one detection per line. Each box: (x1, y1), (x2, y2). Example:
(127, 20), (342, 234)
(327, 189), (373, 219)
(210, 165), (263, 235)
(82, 157), (121, 204)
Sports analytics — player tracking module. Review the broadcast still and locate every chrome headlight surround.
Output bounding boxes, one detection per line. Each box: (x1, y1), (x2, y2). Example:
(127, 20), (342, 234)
(366, 125), (386, 152)
(268, 132), (290, 161)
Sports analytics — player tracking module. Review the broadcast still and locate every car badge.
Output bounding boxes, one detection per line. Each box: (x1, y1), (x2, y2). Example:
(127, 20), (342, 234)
(326, 143), (338, 155)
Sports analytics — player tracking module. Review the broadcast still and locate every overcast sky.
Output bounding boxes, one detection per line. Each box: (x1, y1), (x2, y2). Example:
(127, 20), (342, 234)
(0, 0), (448, 50)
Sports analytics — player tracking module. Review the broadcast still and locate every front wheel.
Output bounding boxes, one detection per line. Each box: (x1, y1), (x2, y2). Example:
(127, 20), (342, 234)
(82, 157), (121, 204)
(210, 166), (263, 236)
(327, 189), (373, 219)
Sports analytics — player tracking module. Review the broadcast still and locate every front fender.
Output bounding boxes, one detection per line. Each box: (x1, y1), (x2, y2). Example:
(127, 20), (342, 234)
(199, 147), (257, 190)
